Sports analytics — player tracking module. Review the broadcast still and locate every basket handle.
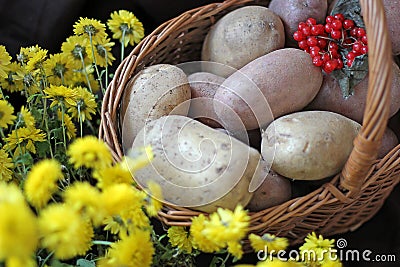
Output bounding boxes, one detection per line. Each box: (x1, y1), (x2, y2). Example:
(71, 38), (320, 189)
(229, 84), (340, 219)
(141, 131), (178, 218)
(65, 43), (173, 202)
(340, 0), (393, 196)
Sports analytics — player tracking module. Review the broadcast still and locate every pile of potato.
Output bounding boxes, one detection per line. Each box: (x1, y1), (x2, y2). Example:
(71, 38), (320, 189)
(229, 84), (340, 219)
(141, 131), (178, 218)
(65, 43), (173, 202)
(121, 1), (400, 213)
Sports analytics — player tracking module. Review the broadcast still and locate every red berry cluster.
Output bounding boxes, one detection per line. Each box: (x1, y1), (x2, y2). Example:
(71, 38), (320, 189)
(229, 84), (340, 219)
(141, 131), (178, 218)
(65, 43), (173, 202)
(293, 13), (368, 73)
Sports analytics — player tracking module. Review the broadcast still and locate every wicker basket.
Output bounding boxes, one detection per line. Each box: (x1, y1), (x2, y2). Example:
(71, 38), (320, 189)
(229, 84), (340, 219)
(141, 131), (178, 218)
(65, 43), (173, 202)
(100, 0), (400, 249)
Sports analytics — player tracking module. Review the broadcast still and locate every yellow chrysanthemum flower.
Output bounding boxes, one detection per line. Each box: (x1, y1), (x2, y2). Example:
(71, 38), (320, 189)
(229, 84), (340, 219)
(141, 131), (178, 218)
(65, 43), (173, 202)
(228, 241), (244, 259)
(0, 45), (11, 78)
(107, 10), (144, 47)
(38, 204), (94, 260)
(61, 35), (91, 68)
(144, 180), (163, 217)
(204, 205), (250, 244)
(4, 127), (46, 155)
(5, 256), (37, 267)
(25, 48), (47, 73)
(122, 146), (154, 174)
(100, 183), (150, 232)
(190, 214), (223, 253)
(0, 99), (16, 128)
(73, 17), (108, 43)
(43, 84), (77, 109)
(43, 53), (75, 86)
(63, 182), (104, 226)
(93, 164), (133, 189)
(100, 183), (145, 217)
(99, 230), (154, 267)
(0, 149), (13, 182)
(67, 71), (100, 92)
(19, 106), (36, 129)
(20, 67), (40, 95)
(89, 37), (116, 67)
(24, 159), (63, 209)
(68, 86), (96, 122)
(0, 183), (39, 260)
(249, 233), (289, 254)
(299, 232), (335, 264)
(67, 135), (113, 170)
(103, 216), (125, 235)
(57, 110), (77, 140)
(0, 62), (24, 93)
(168, 226), (193, 253)
(17, 45), (45, 65)
(122, 208), (150, 232)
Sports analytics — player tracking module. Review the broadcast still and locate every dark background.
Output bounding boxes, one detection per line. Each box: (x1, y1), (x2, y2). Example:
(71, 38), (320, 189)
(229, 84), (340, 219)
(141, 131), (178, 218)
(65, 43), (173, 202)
(0, 1), (398, 266)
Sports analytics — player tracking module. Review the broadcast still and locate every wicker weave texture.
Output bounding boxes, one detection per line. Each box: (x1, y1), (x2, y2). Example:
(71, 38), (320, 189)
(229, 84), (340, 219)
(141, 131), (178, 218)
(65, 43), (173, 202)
(99, 0), (400, 247)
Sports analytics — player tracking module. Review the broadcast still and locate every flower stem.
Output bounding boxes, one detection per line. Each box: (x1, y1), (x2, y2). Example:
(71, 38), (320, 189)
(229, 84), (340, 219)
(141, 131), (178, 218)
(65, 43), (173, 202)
(60, 103), (67, 151)
(89, 34), (104, 93)
(92, 240), (113, 246)
(40, 251), (54, 267)
(79, 52), (93, 93)
(121, 29), (126, 62)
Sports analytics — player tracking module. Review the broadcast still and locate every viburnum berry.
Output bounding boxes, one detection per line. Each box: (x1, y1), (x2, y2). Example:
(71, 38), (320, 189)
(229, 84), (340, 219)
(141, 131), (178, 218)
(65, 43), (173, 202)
(331, 19), (343, 30)
(293, 31), (305, 41)
(331, 29), (342, 40)
(293, 13), (368, 73)
(361, 45), (368, 54)
(343, 19), (355, 30)
(307, 36), (318, 47)
(334, 13), (345, 22)
(306, 17), (317, 25)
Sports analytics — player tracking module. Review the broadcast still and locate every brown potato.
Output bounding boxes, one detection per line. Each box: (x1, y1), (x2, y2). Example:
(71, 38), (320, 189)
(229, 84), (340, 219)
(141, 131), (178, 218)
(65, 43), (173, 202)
(214, 48), (323, 131)
(121, 64), (191, 151)
(261, 111), (361, 180)
(246, 168), (291, 212)
(201, 5), (285, 77)
(269, 0), (327, 47)
(187, 72), (224, 128)
(383, 0), (400, 55)
(378, 127), (399, 158)
(306, 61), (400, 123)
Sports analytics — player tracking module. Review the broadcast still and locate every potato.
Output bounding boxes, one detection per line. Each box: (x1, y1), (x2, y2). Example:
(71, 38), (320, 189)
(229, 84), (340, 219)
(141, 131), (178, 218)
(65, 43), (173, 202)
(121, 64), (191, 151)
(201, 6), (285, 77)
(246, 166), (291, 212)
(261, 111), (361, 180)
(269, 0), (328, 47)
(214, 48), (323, 131)
(187, 72), (224, 128)
(378, 127), (399, 158)
(307, 61), (400, 123)
(383, 0), (400, 55)
(130, 115), (265, 213)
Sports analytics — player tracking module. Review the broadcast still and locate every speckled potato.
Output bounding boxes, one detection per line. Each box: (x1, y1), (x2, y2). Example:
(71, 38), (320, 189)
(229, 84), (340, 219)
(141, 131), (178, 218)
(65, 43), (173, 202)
(383, 0), (400, 55)
(261, 111), (361, 180)
(201, 5), (285, 77)
(307, 61), (400, 123)
(378, 127), (399, 158)
(121, 64), (191, 151)
(269, 0), (327, 47)
(187, 72), (225, 128)
(131, 115), (264, 212)
(214, 48), (323, 131)
(246, 165), (291, 212)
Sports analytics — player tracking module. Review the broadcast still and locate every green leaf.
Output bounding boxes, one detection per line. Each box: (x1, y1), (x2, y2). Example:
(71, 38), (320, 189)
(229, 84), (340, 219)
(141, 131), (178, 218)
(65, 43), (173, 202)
(330, 0), (365, 28)
(76, 258), (96, 267)
(330, 0), (369, 98)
